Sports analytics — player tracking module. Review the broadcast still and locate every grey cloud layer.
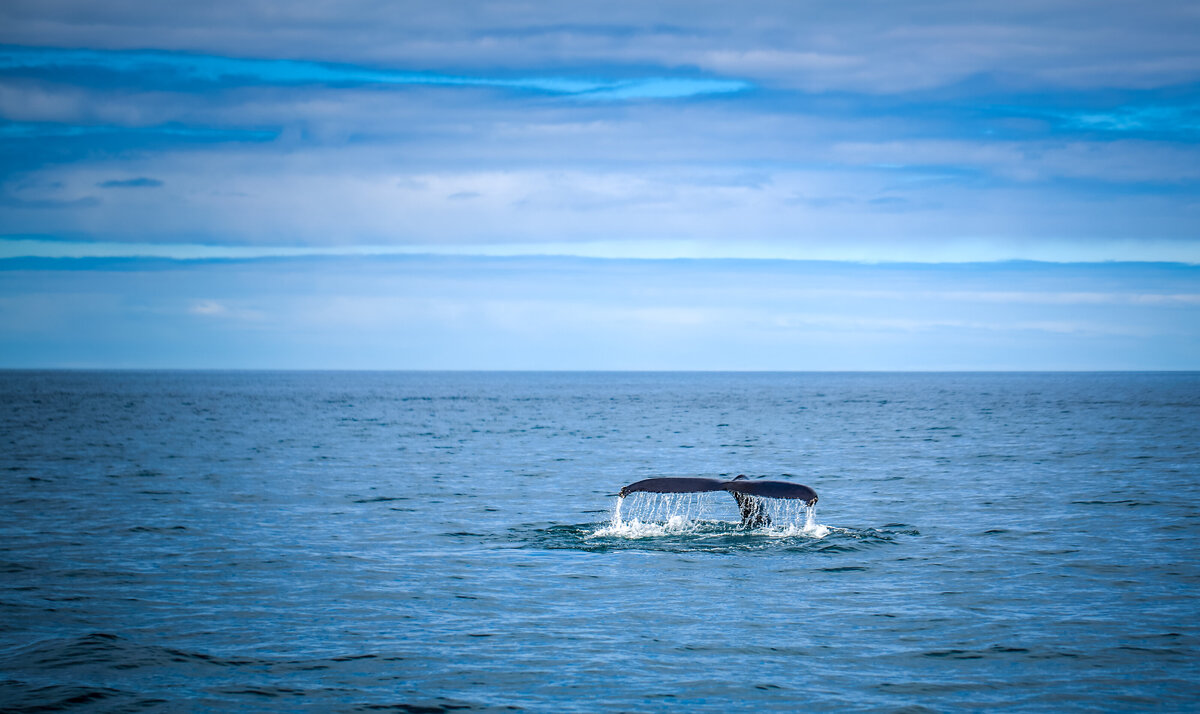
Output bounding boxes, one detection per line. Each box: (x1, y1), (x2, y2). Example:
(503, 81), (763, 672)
(1, 1), (1198, 259)
(5, 0), (1200, 91)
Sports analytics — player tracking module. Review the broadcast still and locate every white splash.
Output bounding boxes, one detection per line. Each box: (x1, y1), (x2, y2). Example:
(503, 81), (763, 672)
(590, 492), (829, 539)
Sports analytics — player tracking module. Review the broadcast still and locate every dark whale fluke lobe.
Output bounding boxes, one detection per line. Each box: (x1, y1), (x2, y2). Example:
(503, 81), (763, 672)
(724, 478), (818, 504)
(617, 475), (817, 527)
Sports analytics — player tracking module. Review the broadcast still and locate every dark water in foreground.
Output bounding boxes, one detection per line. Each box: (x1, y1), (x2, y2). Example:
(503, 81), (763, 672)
(1, 371), (1198, 712)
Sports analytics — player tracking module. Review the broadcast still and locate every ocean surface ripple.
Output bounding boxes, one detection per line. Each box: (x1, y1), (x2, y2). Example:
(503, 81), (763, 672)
(1, 371), (1198, 711)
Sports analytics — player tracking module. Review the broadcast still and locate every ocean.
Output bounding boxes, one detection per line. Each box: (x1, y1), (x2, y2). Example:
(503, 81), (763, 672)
(1, 371), (1198, 711)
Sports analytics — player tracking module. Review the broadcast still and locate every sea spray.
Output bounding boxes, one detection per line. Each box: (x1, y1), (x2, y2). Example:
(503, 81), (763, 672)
(804, 502), (830, 538)
(591, 491), (829, 539)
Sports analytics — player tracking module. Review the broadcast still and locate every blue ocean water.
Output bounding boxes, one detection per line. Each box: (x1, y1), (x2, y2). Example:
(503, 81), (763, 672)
(1, 371), (1198, 712)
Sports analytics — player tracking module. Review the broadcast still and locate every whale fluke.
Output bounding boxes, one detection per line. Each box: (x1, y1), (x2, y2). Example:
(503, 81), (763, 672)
(616, 475), (818, 527)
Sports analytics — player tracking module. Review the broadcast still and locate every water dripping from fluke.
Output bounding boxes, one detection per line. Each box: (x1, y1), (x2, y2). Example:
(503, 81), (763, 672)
(592, 476), (830, 540)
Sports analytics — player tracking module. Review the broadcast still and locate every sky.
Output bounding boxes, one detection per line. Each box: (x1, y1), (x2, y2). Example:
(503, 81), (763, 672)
(1, 1), (1198, 369)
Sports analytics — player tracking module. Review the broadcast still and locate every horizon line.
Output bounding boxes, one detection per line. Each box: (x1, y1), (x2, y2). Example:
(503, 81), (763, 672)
(3, 367), (1197, 374)
(3, 237), (1199, 266)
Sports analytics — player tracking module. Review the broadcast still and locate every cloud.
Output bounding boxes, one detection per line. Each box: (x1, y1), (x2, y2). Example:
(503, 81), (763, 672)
(0, 195), (99, 209)
(827, 139), (1200, 184)
(7, 2), (1199, 93)
(188, 298), (263, 321)
(188, 299), (226, 315)
(0, 120), (278, 141)
(5, 151), (1197, 257)
(97, 177), (162, 188)
(0, 45), (751, 100)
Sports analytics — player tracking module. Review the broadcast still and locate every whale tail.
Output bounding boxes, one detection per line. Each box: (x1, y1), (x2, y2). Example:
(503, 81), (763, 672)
(617, 475), (817, 527)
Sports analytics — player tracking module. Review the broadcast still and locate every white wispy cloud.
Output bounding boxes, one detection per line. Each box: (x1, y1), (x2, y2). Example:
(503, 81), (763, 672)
(187, 299), (264, 321)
